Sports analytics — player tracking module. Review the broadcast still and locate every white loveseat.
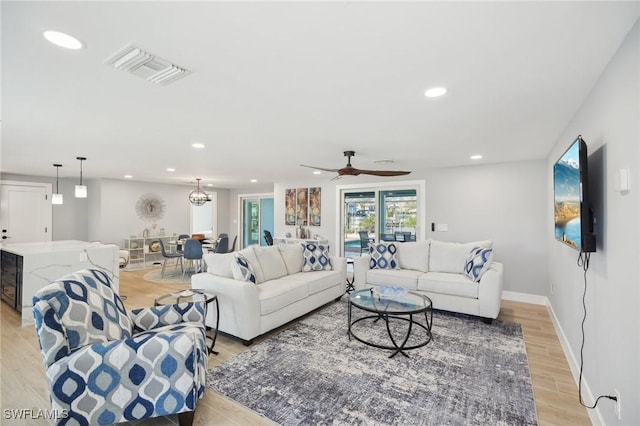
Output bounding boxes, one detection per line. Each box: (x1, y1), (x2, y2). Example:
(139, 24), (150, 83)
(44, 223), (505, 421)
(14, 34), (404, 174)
(353, 239), (504, 321)
(192, 244), (346, 344)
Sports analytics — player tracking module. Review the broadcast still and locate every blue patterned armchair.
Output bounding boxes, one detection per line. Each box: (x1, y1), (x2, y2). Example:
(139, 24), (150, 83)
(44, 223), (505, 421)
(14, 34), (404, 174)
(32, 268), (207, 425)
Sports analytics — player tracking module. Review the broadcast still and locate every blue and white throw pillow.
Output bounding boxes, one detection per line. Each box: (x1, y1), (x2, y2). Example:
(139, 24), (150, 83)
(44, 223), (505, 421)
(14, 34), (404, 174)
(301, 243), (332, 272)
(230, 253), (257, 284)
(369, 242), (399, 269)
(464, 247), (494, 282)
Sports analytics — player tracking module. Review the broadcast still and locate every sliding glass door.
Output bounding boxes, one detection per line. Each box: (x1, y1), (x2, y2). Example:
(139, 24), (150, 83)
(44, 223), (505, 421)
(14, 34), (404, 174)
(339, 182), (422, 258)
(240, 196), (274, 249)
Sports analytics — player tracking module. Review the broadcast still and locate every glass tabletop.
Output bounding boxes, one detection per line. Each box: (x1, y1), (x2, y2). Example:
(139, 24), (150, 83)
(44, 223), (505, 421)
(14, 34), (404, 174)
(349, 287), (431, 315)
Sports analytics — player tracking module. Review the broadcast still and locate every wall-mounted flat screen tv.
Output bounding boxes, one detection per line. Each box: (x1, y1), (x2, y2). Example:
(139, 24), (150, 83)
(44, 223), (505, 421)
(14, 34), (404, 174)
(553, 135), (596, 252)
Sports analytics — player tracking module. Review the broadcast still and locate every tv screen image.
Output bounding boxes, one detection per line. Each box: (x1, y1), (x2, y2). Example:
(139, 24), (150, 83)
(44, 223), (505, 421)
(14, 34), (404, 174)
(553, 136), (596, 252)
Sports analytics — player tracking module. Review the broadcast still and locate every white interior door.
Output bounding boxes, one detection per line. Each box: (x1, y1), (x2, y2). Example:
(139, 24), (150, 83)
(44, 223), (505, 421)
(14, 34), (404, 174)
(0, 182), (52, 244)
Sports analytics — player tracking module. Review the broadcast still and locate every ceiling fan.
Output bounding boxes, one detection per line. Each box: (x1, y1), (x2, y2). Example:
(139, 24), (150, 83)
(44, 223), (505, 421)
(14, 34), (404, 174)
(301, 150), (411, 178)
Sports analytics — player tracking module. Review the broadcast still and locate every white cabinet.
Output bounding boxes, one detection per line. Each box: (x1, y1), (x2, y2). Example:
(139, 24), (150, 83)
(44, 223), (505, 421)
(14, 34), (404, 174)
(123, 237), (171, 270)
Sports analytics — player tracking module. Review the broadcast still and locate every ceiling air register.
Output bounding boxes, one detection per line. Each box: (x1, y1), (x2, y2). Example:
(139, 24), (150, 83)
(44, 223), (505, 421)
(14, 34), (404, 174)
(105, 44), (190, 85)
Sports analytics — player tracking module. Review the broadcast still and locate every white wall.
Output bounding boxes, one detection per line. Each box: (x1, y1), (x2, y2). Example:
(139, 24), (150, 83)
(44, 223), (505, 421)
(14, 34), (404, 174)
(424, 161), (547, 296)
(0, 174), (89, 240)
(547, 21), (639, 425)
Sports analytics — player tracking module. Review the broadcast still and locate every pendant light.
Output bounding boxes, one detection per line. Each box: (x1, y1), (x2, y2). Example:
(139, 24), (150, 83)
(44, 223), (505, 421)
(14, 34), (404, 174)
(188, 178), (208, 206)
(75, 156), (87, 198)
(52, 164), (64, 205)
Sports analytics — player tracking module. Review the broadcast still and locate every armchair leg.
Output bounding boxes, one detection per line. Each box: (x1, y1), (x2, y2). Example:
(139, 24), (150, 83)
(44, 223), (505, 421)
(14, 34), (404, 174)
(178, 410), (195, 426)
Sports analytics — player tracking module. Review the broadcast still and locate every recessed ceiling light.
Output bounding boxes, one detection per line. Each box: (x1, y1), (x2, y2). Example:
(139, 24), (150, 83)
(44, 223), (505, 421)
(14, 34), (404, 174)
(470, 154), (483, 160)
(166, 168), (176, 172)
(373, 159), (395, 164)
(250, 179), (258, 183)
(42, 31), (83, 50)
(192, 143), (205, 149)
(424, 87), (447, 98)
(124, 175), (133, 179)
(313, 171), (322, 175)
(207, 183), (214, 187)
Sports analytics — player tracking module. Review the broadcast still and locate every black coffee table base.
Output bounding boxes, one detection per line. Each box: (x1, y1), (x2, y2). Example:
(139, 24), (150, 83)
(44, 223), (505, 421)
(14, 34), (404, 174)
(348, 308), (432, 358)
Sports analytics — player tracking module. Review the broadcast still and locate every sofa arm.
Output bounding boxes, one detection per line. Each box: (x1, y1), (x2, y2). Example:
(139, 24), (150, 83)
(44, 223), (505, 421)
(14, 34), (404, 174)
(330, 256), (347, 285)
(477, 261), (504, 319)
(130, 301), (205, 333)
(353, 255), (370, 290)
(191, 272), (261, 341)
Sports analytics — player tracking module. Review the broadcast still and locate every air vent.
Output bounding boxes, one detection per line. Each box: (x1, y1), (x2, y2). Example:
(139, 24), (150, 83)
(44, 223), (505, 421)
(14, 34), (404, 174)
(105, 44), (190, 86)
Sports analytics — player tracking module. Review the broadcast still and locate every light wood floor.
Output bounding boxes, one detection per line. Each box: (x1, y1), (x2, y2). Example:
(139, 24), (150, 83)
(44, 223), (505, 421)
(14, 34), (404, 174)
(0, 269), (591, 425)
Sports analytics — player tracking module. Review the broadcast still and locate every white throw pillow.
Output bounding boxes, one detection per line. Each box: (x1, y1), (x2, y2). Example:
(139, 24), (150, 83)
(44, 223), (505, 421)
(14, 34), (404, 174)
(253, 245), (289, 281)
(203, 252), (235, 278)
(397, 241), (429, 272)
(278, 243), (304, 274)
(464, 247), (494, 282)
(429, 240), (493, 273)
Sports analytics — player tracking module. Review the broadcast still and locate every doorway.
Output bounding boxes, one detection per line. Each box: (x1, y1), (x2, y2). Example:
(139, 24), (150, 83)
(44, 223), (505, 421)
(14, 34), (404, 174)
(0, 181), (52, 244)
(240, 195), (274, 248)
(190, 192), (217, 239)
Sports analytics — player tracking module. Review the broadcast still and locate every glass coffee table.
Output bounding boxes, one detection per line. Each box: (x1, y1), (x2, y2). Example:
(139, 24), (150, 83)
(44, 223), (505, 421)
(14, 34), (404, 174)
(348, 287), (432, 358)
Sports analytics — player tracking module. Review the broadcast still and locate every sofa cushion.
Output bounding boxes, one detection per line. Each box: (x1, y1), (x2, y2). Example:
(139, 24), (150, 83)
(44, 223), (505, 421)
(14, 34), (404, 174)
(230, 253), (257, 284)
(257, 278), (310, 315)
(366, 268), (421, 290)
(239, 247), (266, 283)
(464, 247), (494, 282)
(429, 240), (492, 273)
(369, 242), (400, 269)
(203, 252), (235, 278)
(417, 272), (479, 299)
(397, 241), (429, 272)
(254, 245), (289, 281)
(302, 243), (332, 271)
(278, 244), (304, 274)
(285, 270), (341, 295)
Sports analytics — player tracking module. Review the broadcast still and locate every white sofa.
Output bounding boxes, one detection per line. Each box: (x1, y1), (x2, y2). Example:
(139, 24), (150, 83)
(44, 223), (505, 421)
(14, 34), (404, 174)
(192, 244), (346, 344)
(353, 239), (504, 321)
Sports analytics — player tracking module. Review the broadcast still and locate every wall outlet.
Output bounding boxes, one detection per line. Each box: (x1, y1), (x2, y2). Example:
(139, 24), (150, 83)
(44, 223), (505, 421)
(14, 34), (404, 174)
(614, 389), (621, 420)
(79, 251), (88, 262)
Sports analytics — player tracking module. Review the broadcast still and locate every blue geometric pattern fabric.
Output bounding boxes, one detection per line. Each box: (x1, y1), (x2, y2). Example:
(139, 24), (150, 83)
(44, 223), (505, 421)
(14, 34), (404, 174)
(33, 268), (207, 425)
(464, 247), (494, 282)
(301, 243), (332, 272)
(369, 242), (399, 269)
(231, 253), (257, 283)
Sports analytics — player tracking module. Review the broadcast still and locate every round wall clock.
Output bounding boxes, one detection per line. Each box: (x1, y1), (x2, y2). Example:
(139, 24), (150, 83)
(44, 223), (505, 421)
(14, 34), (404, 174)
(135, 193), (165, 221)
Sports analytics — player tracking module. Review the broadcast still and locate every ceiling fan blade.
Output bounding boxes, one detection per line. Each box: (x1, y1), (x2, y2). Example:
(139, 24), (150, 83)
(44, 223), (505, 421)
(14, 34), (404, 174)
(356, 169), (412, 177)
(300, 164), (340, 173)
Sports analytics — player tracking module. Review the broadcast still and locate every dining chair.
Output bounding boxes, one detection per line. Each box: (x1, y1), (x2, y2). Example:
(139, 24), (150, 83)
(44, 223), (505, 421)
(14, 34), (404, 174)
(159, 238), (183, 277)
(214, 236), (229, 253)
(183, 238), (204, 275)
(228, 235), (238, 252)
(264, 230), (274, 246)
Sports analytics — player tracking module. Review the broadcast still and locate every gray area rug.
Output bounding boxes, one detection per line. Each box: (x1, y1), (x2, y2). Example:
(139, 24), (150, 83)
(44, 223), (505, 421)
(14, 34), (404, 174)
(207, 299), (537, 425)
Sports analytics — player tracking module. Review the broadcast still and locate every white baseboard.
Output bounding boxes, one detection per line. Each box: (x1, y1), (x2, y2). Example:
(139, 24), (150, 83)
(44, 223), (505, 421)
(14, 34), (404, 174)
(546, 303), (604, 425)
(501, 290), (549, 306)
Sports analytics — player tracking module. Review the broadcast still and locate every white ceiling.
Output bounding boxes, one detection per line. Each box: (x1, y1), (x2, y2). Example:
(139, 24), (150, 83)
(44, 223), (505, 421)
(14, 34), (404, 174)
(2, 1), (638, 188)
